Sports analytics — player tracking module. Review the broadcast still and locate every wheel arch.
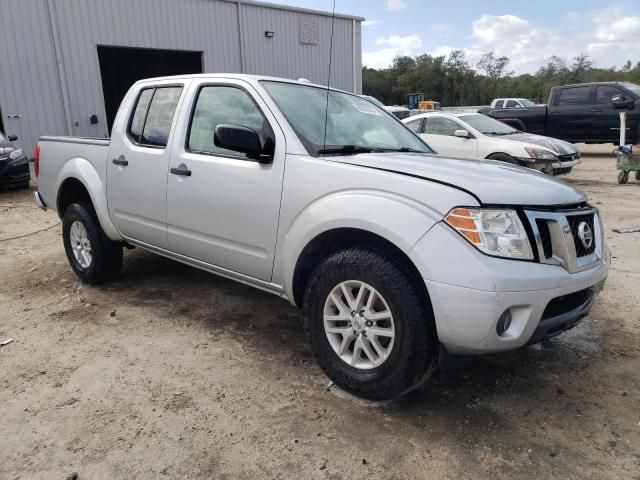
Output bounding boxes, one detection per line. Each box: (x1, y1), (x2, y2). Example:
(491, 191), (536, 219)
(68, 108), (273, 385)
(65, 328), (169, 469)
(55, 157), (121, 240)
(290, 228), (432, 314)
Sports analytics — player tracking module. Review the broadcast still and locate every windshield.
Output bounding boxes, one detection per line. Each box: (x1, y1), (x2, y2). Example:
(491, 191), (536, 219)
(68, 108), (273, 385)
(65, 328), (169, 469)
(459, 114), (519, 135)
(519, 99), (536, 107)
(623, 83), (640, 96)
(262, 81), (432, 156)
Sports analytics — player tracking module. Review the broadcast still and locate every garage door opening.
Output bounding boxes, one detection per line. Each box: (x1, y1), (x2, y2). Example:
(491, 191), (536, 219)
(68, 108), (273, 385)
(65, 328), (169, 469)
(98, 46), (203, 133)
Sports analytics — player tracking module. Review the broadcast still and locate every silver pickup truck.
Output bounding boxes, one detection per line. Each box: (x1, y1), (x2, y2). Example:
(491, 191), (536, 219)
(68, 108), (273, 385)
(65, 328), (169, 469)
(34, 74), (609, 400)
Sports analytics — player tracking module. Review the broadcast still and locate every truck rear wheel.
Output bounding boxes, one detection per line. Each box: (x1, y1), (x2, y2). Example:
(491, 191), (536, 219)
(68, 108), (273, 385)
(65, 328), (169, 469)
(303, 247), (437, 400)
(62, 202), (122, 284)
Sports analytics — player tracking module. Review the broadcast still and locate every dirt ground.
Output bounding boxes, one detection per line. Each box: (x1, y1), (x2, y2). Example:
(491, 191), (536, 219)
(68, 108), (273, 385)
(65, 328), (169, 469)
(1, 148), (639, 480)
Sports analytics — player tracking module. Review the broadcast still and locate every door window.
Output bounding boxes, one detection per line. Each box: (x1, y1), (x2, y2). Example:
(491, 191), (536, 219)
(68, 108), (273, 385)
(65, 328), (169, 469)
(127, 86), (183, 147)
(406, 118), (424, 133)
(505, 100), (518, 108)
(494, 100), (504, 108)
(424, 117), (461, 136)
(187, 85), (270, 158)
(557, 87), (591, 106)
(595, 86), (623, 105)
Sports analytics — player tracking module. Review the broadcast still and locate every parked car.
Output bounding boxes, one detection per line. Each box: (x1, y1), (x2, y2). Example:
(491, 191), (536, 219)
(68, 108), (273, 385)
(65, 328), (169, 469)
(385, 105), (411, 119)
(403, 111), (581, 175)
(479, 82), (640, 144)
(490, 98), (537, 109)
(360, 95), (412, 119)
(0, 132), (30, 189)
(34, 74), (609, 400)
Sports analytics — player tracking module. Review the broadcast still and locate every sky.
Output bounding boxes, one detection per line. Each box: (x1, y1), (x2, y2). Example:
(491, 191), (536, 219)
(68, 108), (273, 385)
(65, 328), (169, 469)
(268, 0), (640, 74)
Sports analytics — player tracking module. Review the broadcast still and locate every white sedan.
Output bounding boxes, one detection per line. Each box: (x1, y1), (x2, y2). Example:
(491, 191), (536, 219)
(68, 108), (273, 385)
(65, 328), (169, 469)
(403, 112), (581, 175)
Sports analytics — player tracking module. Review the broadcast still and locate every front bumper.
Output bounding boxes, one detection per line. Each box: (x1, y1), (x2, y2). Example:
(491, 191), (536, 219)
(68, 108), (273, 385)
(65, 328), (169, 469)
(517, 157), (581, 175)
(410, 222), (609, 355)
(0, 156), (30, 186)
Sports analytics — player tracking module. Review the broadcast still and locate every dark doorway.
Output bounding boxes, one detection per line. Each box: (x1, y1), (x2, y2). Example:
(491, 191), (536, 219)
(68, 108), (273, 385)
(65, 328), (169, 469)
(97, 46), (203, 133)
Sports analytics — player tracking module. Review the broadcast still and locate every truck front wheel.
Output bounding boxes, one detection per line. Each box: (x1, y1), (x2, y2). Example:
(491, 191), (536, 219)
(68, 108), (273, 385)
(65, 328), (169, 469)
(303, 247), (437, 400)
(62, 202), (122, 284)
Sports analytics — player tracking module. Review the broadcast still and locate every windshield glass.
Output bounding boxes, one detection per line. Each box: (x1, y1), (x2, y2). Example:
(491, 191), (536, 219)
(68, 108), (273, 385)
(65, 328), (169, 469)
(623, 83), (640, 96)
(262, 81), (432, 156)
(519, 99), (535, 107)
(459, 114), (519, 135)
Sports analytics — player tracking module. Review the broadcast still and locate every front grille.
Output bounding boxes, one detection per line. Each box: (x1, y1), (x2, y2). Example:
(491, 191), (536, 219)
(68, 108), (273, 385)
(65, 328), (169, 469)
(536, 219), (553, 259)
(524, 207), (601, 274)
(567, 213), (596, 257)
(558, 152), (581, 162)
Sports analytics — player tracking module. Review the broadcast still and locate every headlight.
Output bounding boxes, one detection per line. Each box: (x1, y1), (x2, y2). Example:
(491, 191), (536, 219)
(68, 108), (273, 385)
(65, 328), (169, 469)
(445, 208), (533, 260)
(525, 147), (557, 161)
(9, 149), (24, 160)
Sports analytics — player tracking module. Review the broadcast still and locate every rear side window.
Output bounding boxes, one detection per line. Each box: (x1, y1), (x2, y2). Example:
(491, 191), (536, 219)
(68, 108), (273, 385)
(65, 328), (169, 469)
(127, 86), (183, 147)
(406, 118), (423, 133)
(595, 85), (623, 104)
(187, 85), (270, 157)
(128, 89), (153, 142)
(557, 87), (591, 106)
(424, 117), (461, 136)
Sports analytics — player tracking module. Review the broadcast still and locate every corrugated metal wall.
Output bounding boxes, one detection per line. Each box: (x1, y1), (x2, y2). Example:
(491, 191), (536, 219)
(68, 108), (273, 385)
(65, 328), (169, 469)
(0, 0), (362, 153)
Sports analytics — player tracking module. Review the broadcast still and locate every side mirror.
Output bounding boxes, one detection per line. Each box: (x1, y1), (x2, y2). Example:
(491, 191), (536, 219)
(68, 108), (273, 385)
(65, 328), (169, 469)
(214, 124), (273, 162)
(454, 129), (470, 138)
(611, 94), (635, 110)
(7, 135), (18, 142)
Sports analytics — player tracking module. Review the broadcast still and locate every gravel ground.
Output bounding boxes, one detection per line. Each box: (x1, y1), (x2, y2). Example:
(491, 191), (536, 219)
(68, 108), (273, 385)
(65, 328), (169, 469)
(1, 149), (639, 480)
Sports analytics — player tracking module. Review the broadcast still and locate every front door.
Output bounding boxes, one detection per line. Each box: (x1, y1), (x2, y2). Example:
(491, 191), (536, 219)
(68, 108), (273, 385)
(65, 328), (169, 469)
(421, 116), (478, 159)
(166, 80), (286, 281)
(107, 84), (185, 249)
(547, 85), (592, 141)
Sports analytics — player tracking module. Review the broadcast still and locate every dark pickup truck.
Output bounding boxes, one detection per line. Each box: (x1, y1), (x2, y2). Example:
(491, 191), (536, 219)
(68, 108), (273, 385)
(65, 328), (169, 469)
(479, 82), (640, 144)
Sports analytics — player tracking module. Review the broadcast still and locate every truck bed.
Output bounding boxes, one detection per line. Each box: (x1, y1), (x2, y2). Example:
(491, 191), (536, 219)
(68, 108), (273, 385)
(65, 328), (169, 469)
(37, 136), (111, 215)
(478, 105), (548, 136)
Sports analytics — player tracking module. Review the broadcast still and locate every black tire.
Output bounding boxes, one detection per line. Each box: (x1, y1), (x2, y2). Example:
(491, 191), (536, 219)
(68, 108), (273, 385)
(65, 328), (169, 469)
(62, 202), (123, 284)
(303, 248), (437, 401)
(15, 181), (30, 190)
(486, 152), (520, 166)
(618, 170), (629, 185)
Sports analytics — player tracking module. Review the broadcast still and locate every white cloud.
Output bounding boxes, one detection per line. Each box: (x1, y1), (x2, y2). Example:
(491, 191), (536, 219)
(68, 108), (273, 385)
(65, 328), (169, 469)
(453, 12), (640, 74)
(363, 34), (422, 69)
(362, 20), (381, 27)
(364, 11), (640, 73)
(385, 0), (406, 12)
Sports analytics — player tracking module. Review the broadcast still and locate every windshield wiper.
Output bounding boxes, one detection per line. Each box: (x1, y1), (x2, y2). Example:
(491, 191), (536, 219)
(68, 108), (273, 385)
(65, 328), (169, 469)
(318, 145), (379, 155)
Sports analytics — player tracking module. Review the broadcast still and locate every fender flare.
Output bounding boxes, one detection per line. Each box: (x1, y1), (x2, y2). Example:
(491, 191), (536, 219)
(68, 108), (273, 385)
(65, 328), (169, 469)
(55, 157), (121, 240)
(274, 189), (445, 302)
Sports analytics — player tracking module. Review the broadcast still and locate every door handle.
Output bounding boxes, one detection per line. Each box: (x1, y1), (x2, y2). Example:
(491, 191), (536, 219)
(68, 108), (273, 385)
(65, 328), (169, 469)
(112, 157), (128, 166)
(170, 166), (192, 176)
(590, 109), (602, 112)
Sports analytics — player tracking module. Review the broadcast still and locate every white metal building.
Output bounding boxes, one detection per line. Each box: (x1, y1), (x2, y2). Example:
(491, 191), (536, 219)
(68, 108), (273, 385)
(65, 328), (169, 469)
(0, 0), (363, 152)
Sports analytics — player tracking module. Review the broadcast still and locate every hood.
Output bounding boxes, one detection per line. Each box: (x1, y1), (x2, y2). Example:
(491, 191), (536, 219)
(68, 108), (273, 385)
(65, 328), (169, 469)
(490, 132), (578, 155)
(331, 152), (587, 206)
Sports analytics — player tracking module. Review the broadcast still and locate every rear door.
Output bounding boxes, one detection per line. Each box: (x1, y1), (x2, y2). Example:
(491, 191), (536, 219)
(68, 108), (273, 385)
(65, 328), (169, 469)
(165, 79), (286, 281)
(107, 81), (186, 249)
(547, 86), (592, 141)
(421, 116), (478, 159)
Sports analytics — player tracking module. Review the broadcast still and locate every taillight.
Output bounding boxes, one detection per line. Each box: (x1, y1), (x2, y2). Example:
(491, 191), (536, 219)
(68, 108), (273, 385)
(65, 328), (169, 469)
(33, 143), (40, 177)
